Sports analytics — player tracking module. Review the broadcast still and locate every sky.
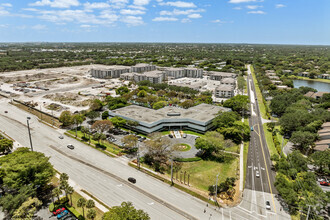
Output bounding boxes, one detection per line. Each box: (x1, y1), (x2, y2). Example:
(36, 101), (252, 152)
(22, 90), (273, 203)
(0, 0), (329, 45)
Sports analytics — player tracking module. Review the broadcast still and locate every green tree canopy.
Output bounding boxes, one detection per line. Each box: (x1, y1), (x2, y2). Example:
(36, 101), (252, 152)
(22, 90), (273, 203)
(102, 202), (150, 220)
(116, 86), (129, 96)
(110, 116), (127, 128)
(59, 111), (73, 127)
(223, 95), (250, 114)
(90, 99), (104, 111)
(0, 148), (55, 190)
(213, 111), (240, 129)
(195, 131), (225, 157)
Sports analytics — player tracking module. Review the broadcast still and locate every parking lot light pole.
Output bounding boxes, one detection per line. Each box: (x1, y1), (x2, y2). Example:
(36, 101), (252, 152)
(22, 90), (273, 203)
(27, 117), (34, 152)
(170, 158), (174, 184)
(215, 174), (219, 202)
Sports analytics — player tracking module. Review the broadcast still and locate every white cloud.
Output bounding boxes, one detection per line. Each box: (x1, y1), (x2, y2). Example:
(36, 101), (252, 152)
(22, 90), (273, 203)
(30, 0), (80, 8)
(246, 5), (262, 9)
(84, 2), (110, 10)
(32, 24), (47, 30)
(133, 0), (150, 6)
(121, 15), (144, 26)
(23, 8), (40, 11)
(1, 3), (12, 7)
(120, 9), (145, 15)
(181, 18), (191, 23)
(247, 10), (265, 14)
(128, 5), (146, 10)
(187, 13), (201, 19)
(0, 7), (10, 16)
(0, 24), (8, 28)
(152, 16), (178, 21)
(159, 8), (204, 16)
(229, 0), (263, 3)
(275, 4), (286, 8)
(159, 1), (197, 8)
(80, 24), (93, 28)
(211, 19), (221, 23)
(109, 0), (129, 9)
(233, 7), (242, 10)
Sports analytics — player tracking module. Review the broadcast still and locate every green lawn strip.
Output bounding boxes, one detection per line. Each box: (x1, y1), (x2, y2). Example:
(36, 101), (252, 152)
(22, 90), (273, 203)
(250, 66), (268, 119)
(224, 145), (239, 153)
(287, 75), (330, 84)
(161, 131), (171, 135)
(173, 143), (191, 152)
(174, 157), (202, 162)
(243, 141), (249, 188)
(274, 125), (288, 147)
(81, 189), (111, 210)
(262, 124), (278, 157)
(182, 130), (204, 137)
(128, 162), (217, 205)
(65, 131), (117, 158)
(67, 130), (123, 155)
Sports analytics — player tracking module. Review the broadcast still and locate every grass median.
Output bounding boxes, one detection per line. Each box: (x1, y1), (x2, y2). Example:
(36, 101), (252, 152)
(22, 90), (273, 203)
(250, 65), (268, 119)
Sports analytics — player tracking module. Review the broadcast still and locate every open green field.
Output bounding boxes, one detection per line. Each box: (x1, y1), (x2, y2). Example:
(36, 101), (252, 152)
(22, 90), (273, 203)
(250, 66), (268, 119)
(67, 130), (123, 155)
(167, 158), (239, 191)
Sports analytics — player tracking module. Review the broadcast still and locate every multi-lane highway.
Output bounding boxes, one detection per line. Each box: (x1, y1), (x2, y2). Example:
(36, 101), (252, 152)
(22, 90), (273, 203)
(0, 68), (290, 220)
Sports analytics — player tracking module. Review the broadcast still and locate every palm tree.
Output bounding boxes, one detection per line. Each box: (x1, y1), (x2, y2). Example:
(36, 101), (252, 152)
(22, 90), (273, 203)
(66, 186), (74, 206)
(86, 199), (95, 210)
(53, 187), (62, 202)
(81, 126), (87, 138)
(87, 209), (96, 220)
(77, 197), (87, 217)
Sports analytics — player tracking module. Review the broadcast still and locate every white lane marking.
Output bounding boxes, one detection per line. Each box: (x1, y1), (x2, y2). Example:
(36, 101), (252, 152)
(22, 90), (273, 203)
(248, 166), (252, 169)
(258, 162), (267, 216)
(147, 202), (154, 205)
(117, 184), (122, 187)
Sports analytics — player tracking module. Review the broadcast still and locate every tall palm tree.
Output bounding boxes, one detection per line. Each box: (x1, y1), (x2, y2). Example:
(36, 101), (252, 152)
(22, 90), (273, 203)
(77, 197), (87, 217)
(86, 199), (95, 210)
(87, 209), (96, 220)
(66, 186), (74, 206)
(52, 187), (62, 202)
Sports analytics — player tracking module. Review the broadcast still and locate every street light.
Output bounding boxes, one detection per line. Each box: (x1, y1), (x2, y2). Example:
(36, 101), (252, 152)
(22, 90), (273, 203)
(215, 173), (219, 202)
(27, 117), (34, 152)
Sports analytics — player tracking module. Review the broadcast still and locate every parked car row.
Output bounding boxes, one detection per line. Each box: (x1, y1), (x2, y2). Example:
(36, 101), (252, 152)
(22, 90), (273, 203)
(52, 208), (76, 220)
(317, 176), (329, 186)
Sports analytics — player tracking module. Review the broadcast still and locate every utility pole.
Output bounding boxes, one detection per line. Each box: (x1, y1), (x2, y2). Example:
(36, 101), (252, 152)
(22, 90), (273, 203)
(137, 142), (140, 169)
(170, 158), (174, 184)
(27, 117), (33, 152)
(75, 118), (77, 137)
(306, 205), (311, 220)
(215, 174), (219, 202)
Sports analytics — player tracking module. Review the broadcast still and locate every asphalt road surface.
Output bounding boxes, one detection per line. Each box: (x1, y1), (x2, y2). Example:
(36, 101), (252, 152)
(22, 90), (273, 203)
(0, 91), (289, 219)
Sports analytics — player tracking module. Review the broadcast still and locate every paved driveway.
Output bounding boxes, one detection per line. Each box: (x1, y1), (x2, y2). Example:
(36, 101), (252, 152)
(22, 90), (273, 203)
(170, 134), (200, 158)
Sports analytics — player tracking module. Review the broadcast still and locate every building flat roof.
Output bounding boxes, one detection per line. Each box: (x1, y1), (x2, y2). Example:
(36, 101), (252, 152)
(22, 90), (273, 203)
(91, 65), (130, 71)
(209, 71), (237, 77)
(111, 103), (230, 124)
(216, 84), (234, 91)
(133, 63), (154, 67)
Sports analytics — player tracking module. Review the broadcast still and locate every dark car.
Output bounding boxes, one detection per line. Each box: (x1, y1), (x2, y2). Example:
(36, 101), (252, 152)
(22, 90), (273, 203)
(4, 111), (8, 113)
(128, 177), (136, 184)
(67, 144), (74, 149)
(169, 134), (173, 138)
(265, 201), (271, 210)
(182, 133), (187, 138)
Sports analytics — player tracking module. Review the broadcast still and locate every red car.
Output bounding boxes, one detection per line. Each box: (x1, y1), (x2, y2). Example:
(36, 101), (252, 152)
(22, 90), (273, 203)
(53, 208), (66, 215)
(319, 181), (330, 186)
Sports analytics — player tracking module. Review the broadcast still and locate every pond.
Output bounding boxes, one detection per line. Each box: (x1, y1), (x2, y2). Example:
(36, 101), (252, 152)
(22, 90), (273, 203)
(293, 80), (330, 93)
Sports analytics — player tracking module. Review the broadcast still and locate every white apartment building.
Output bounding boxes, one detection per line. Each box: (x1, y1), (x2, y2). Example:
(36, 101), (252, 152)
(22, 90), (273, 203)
(131, 63), (156, 73)
(185, 68), (203, 78)
(90, 66), (130, 79)
(165, 68), (185, 79)
(215, 85), (235, 98)
(220, 77), (236, 86)
(208, 71), (237, 81)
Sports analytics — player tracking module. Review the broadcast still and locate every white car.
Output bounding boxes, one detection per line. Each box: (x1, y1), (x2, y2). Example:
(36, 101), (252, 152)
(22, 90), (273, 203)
(256, 171), (260, 178)
(59, 135), (64, 139)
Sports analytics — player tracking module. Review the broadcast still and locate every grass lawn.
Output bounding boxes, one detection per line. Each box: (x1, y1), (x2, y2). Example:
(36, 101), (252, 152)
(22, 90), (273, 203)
(275, 125), (288, 148)
(243, 141), (249, 188)
(167, 158), (239, 192)
(183, 130), (204, 137)
(262, 124), (278, 157)
(69, 191), (104, 220)
(225, 145), (240, 153)
(67, 130), (123, 155)
(250, 65), (268, 119)
(161, 131), (171, 135)
(173, 143), (192, 152)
